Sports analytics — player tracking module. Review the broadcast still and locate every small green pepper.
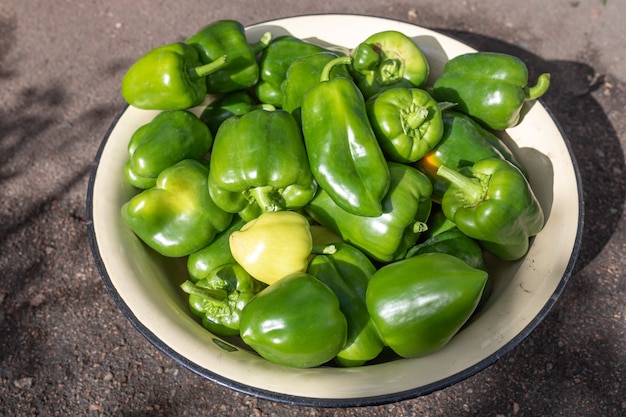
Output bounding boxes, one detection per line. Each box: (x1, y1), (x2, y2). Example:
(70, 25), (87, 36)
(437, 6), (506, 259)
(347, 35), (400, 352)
(199, 90), (274, 136)
(308, 243), (384, 367)
(124, 110), (212, 189)
(306, 162), (432, 263)
(121, 42), (227, 110)
(187, 216), (247, 282)
(301, 56), (390, 217)
(180, 263), (266, 337)
(366, 87), (444, 163)
(208, 108), (317, 220)
(437, 158), (544, 261)
(350, 30), (429, 99)
(415, 110), (521, 202)
(281, 51), (351, 125)
(366, 253), (488, 358)
(186, 20), (272, 93)
(240, 272), (348, 368)
(432, 52), (550, 130)
(121, 159), (232, 257)
(255, 35), (328, 106)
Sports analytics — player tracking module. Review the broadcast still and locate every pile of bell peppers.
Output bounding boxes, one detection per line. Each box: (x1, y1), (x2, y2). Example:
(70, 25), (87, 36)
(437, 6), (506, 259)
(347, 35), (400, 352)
(119, 20), (550, 368)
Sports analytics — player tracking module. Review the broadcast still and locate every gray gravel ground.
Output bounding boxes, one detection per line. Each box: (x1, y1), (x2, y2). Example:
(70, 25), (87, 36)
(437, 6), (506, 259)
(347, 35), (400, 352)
(1, 0), (625, 416)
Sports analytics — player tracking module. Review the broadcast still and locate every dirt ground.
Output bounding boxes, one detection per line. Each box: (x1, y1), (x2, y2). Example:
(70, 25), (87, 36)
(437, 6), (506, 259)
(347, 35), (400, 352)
(1, 1), (625, 416)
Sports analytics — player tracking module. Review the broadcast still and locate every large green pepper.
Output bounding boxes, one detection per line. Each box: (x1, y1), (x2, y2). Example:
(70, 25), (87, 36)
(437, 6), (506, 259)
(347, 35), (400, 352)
(350, 30), (429, 99)
(180, 263), (266, 337)
(301, 56), (390, 217)
(307, 243), (384, 367)
(124, 110), (212, 189)
(437, 158), (544, 261)
(366, 253), (488, 358)
(208, 109), (317, 221)
(199, 90), (274, 136)
(255, 35), (328, 106)
(281, 51), (351, 125)
(121, 159), (232, 257)
(432, 52), (550, 130)
(306, 162), (432, 263)
(240, 272), (347, 368)
(187, 215), (246, 282)
(121, 42), (227, 110)
(415, 110), (521, 202)
(406, 227), (492, 309)
(186, 20), (272, 94)
(366, 87), (444, 163)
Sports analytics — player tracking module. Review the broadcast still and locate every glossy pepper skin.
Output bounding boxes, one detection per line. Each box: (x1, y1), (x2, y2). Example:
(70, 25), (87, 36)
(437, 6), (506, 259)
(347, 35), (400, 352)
(121, 159), (232, 257)
(366, 87), (444, 163)
(437, 158), (544, 261)
(121, 42), (227, 110)
(366, 253), (488, 358)
(255, 35), (328, 106)
(281, 51), (351, 125)
(432, 52), (551, 130)
(180, 263), (266, 337)
(124, 110), (212, 190)
(415, 111), (521, 202)
(186, 20), (272, 94)
(350, 30), (429, 99)
(240, 272), (348, 368)
(406, 227), (492, 309)
(208, 109), (317, 221)
(229, 211), (313, 286)
(187, 216), (246, 282)
(306, 162), (432, 263)
(199, 90), (274, 136)
(301, 56), (390, 217)
(308, 243), (384, 367)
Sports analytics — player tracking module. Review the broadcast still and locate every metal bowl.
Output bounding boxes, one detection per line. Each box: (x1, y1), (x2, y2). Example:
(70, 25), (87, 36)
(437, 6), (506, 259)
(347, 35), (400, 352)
(86, 14), (583, 407)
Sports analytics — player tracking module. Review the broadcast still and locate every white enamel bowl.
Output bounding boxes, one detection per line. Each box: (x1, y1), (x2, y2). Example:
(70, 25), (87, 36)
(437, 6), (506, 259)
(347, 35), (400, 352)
(87, 14), (583, 407)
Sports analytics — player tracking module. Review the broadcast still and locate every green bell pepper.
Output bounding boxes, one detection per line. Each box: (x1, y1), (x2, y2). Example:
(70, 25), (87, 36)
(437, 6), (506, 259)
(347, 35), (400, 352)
(180, 262), (266, 337)
(255, 35), (328, 106)
(366, 252), (488, 358)
(240, 272), (348, 368)
(301, 56), (390, 217)
(437, 158), (544, 261)
(121, 159), (232, 257)
(406, 227), (492, 309)
(187, 215), (247, 282)
(350, 30), (429, 99)
(199, 90), (274, 136)
(281, 51), (351, 125)
(366, 87), (444, 163)
(415, 110), (521, 202)
(121, 42), (227, 110)
(432, 52), (551, 130)
(186, 20), (272, 94)
(124, 110), (212, 189)
(307, 243), (384, 367)
(208, 108), (317, 221)
(306, 162), (432, 263)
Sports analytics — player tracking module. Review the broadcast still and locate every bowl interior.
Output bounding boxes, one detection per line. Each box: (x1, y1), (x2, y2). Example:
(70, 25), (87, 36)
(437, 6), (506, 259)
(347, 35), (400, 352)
(87, 14), (583, 407)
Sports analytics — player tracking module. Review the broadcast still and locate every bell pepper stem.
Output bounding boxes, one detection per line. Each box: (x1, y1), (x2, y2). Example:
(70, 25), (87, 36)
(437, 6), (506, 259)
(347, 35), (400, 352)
(526, 73), (551, 100)
(180, 280), (228, 302)
(246, 186), (284, 212)
(311, 244), (337, 255)
(412, 221), (429, 234)
(405, 105), (429, 130)
(320, 56), (352, 82)
(436, 165), (487, 206)
(249, 32), (273, 55)
(189, 55), (228, 79)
